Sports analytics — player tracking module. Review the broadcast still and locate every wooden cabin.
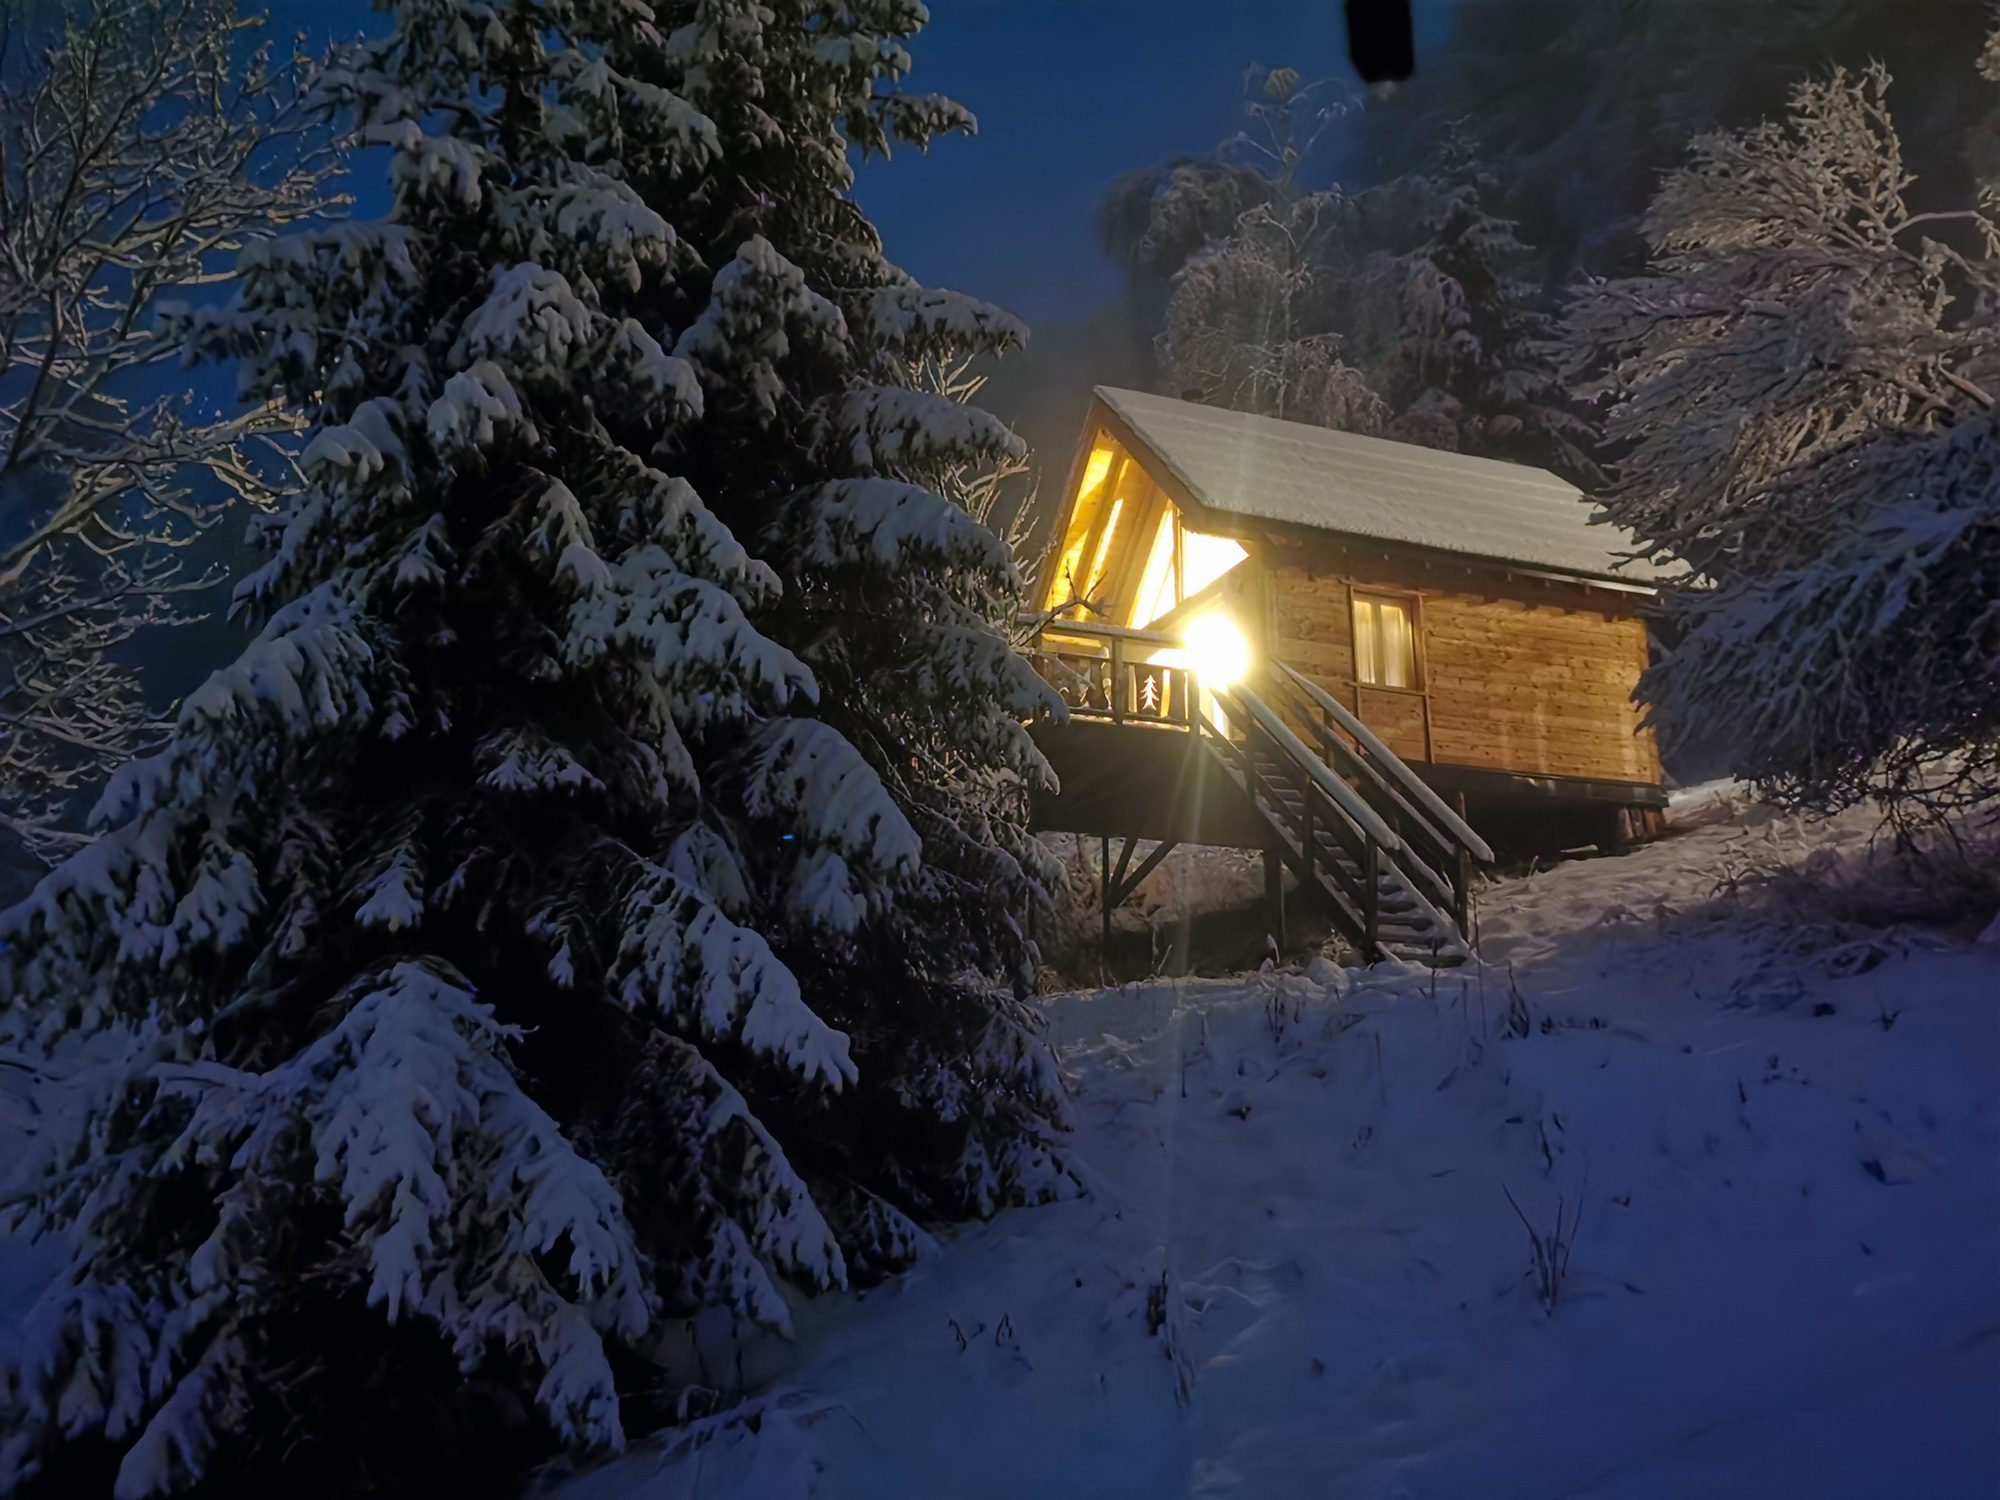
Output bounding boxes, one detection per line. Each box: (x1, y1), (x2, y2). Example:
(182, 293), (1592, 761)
(1034, 387), (1669, 855)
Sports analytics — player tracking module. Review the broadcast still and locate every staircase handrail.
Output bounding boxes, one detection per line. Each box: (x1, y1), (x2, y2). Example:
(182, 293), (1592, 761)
(1222, 686), (1403, 855)
(1265, 673), (1461, 866)
(1253, 689), (1464, 919)
(1373, 870), (1467, 965)
(1275, 662), (1495, 864)
(1193, 715), (1376, 945)
(1217, 688), (1470, 964)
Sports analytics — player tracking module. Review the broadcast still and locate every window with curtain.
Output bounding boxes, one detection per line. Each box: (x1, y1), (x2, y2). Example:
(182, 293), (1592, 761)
(1352, 592), (1419, 688)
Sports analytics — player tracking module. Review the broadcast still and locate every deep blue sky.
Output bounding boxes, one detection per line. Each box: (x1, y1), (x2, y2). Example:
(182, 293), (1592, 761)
(849, 1), (1459, 324)
(271, 0), (1458, 328)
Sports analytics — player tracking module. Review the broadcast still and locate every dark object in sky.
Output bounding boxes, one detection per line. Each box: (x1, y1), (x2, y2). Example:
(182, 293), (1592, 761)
(1346, 0), (1415, 84)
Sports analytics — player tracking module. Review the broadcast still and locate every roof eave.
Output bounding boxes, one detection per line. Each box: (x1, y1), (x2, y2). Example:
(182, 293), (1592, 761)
(1198, 507), (1666, 595)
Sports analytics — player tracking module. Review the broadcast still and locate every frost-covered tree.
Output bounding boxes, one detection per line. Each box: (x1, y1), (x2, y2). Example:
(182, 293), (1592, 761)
(0, 0), (1069, 1493)
(1560, 61), (2000, 810)
(1097, 65), (1342, 288)
(1154, 191), (1389, 435)
(1107, 71), (1588, 470)
(1098, 154), (1274, 293)
(0, 0), (334, 864)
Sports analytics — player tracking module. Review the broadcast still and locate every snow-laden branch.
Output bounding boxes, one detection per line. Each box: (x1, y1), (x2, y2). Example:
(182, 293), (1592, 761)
(0, 0), (339, 859)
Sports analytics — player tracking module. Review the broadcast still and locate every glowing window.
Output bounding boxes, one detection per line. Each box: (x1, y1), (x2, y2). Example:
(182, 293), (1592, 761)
(1129, 511), (1178, 626)
(1353, 593), (1417, 689)
(1181, 528), (1247, 598)
(1047, 440), (1121, 609)
(1084, 499), (1124, 599)
(1077, 444), (1115, 497)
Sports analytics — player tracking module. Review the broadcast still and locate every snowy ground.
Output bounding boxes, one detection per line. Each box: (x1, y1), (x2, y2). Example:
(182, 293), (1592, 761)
(554, 788), (2000, 1499)
(2, 790), (1993, 1496)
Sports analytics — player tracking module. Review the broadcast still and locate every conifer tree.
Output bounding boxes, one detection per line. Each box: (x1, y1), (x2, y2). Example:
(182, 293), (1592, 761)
(1363, 0), (1993, 288)
(0, 1), (1069, 1492)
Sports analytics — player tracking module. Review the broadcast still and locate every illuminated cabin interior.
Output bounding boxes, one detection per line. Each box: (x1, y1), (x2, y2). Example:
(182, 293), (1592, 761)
(1042, 432), (1250, 633)
(1033, 387), (1672, 855)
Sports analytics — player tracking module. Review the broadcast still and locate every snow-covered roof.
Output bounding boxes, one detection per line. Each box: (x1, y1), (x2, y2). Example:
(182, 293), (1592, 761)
(1094, 386), (1667, 586)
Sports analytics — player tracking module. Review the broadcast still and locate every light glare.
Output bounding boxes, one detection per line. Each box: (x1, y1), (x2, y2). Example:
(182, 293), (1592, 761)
(1182, 613), (1249, 686)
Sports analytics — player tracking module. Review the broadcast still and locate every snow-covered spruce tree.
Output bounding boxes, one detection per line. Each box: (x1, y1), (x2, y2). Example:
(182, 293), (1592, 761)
(1559, 62), (2000, 810)
(0, 0), (1070, 1492)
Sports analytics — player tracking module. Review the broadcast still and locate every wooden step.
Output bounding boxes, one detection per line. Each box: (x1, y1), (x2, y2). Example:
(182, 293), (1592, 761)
(1226, 713), (1475, 965)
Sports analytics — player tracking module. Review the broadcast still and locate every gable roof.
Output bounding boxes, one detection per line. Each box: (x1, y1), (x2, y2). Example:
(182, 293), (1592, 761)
(1093, 386), (1666, 586)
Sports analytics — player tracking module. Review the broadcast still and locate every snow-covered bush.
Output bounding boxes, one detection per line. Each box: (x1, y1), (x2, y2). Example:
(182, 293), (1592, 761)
(1560, 59), (2000, 812)
(0, 0), (1069, 1492)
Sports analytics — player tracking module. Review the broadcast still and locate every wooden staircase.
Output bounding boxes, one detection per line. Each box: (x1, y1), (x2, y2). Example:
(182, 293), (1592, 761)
(1203, 673), (1485, 965)
(1026, 618), (1493, 966)
(1243, 742), (1463, 963)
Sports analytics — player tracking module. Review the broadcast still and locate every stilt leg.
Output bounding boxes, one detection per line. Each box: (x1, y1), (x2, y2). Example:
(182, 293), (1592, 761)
(1101, 834), (1112, 954)
(1265, 844), (1286, 954)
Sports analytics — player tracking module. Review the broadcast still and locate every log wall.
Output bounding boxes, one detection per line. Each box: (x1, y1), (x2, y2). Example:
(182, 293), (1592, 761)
(1261, 540), (1660, 785)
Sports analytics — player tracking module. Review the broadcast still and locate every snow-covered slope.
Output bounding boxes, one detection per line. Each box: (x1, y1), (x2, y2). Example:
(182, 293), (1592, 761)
(550, 790), (2000, 1499)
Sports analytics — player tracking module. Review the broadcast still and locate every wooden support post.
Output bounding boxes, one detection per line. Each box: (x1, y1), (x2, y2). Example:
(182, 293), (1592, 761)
(1265, 843), (1287, 953)
(1109, 835), (1139, 899)
(1101, 833), (1112, 952)
(1453, 791), (1474, 936)
(1105, 838), (1179, 916)
(1613, 805), (1641, 850)
(1301, 787), (1314, 893)
(1454, 791), (1473, 936)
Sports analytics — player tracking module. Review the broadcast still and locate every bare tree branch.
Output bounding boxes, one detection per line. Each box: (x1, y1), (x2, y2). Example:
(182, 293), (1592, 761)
(0, 0), (341, 860)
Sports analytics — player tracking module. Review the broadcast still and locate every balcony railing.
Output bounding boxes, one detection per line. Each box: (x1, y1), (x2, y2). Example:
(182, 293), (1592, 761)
(1027, 615), (1224, 731)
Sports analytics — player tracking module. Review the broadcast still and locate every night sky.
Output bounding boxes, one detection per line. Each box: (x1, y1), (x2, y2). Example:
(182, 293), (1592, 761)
(847, 1), (1458, 327)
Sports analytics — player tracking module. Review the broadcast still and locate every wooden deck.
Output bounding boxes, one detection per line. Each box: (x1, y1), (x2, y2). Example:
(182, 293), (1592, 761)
(1408, 762), (1668, 855)
(1028, 717), (1267, 848)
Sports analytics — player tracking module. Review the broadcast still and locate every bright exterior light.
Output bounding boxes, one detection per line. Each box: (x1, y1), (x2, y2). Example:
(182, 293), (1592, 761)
(1182, 613), (1249, 686)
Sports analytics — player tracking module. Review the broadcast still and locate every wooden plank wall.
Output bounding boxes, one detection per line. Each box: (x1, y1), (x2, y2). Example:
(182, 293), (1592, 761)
(1262, 543), (1660, 785)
